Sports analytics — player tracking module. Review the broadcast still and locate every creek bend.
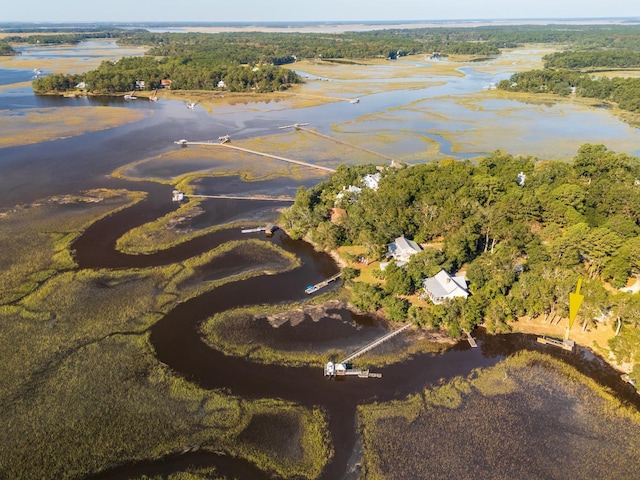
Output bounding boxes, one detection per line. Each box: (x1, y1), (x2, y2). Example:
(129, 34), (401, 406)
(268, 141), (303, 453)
(71, 183), (640, 480)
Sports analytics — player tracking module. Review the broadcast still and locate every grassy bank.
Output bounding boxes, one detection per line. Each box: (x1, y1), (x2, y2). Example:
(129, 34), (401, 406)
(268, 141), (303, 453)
(0, 189), (144, 304)
(0, 106), (146, 148)
(358, 350), (640, 480)
(0, 193), (329, 479)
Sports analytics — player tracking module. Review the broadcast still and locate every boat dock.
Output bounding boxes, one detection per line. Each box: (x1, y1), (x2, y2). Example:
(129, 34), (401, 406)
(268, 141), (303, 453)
(324, 323), (412, 380)
(464, 329), (478, 348)
(173, 139), (336, 174)
(305, 272), (342, 294)
(341, 323), (412, 363)
(189, 194), (294, 202)
(537, 336), (575, 351)
(241, 227), (267, 234)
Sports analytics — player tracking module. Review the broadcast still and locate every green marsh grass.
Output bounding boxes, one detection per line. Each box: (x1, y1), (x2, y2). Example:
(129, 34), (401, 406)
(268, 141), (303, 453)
(0, 189), (144, 304)
(358, 350), (640, 480)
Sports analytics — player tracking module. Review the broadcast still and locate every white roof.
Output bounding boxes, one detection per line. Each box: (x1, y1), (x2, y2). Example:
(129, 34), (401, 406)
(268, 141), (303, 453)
(394, 236), (421, 255)
(423, 269), (468, 302)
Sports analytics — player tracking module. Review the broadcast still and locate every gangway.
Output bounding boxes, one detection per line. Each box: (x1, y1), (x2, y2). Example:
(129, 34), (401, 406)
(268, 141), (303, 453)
(341, 323), (412, 363)
(324, 323), (412, 379)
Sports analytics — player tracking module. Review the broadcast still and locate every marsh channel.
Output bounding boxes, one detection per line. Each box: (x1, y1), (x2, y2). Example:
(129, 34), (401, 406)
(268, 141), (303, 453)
(1, 40), (640, 479)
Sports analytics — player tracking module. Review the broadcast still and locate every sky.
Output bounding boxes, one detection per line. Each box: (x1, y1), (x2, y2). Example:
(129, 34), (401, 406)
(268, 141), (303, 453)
(2, 0), (638, 24)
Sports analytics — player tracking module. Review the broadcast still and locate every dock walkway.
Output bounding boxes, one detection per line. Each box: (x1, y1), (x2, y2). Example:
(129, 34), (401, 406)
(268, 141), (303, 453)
(341, 323), (412, 363)
(176, 140), (336, 174)
(189, 194), (294, 202)
(305, 272), (342, 294)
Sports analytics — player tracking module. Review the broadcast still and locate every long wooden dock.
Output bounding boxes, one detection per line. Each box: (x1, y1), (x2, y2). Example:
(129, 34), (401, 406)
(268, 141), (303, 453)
(341, 323), (412, 363)
(305, 272), (342, 294)
(189, 194), (294, 202)
(537, 336), (574, 351)
(175, 140), (336, 174)
(296, 126), (399, 164)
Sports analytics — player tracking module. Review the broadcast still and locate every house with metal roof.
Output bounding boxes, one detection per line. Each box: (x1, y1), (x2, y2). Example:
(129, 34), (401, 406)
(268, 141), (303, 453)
(387, 235), (422, 264)
(422, 269), (469, 304)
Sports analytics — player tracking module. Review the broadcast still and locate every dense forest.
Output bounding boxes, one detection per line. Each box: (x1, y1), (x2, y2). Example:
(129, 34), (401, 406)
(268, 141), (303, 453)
(28, 23), (640, 94)
(497, 27), (640, 115)
(498, 71), (640, 113)
(32, 55), (302, 93)
(282, 145), (640, 383)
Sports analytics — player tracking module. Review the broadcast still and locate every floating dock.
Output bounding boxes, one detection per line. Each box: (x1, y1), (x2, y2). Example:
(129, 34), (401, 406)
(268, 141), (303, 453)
(241, 227), (267, 234)
(324, 361), (382, 379)
(537, 336), (574, 351)
(305, 272), (342, 294)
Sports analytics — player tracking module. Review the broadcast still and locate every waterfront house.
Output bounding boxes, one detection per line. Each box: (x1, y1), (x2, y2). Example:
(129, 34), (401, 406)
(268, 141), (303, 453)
(387, 235), (422, 264)
(422, 269), (469, 304)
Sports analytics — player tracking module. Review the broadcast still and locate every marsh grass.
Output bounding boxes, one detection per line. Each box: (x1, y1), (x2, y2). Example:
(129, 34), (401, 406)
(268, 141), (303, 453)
(0, 189), (144, 304)
(233, 401), (332, 480)
(0, 107), (146, 148)
(1, 212), (326, 480)
(202, 299), (445, 368)
(358, 351), (640, 480)
(0, 332), (331, 479)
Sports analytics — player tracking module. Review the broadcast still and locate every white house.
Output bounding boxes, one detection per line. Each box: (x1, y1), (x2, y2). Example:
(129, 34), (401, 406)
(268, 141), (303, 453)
(362, 173), (381, 191)
(422, 270), (469, 304)
(387, 236), (422, 264)
(217, 80), (226, 89)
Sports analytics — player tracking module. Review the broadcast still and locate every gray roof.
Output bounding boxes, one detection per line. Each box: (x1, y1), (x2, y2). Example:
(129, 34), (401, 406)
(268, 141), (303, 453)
(422, 270), (468, 302)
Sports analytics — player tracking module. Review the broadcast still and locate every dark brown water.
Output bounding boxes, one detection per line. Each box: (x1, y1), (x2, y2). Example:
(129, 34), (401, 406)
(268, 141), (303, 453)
(2, 104), (638, 480)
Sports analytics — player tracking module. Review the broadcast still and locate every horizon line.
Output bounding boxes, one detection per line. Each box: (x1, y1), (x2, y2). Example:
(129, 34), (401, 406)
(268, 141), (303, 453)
(2, 16), (640, 26)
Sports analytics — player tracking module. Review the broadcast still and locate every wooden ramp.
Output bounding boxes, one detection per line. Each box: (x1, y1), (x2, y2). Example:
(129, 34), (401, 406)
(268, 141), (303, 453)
(305, 272), (342, 294)
(341, 323), (412, 363)
(176, 140), (336, 174)
(189, 194), (294, 202)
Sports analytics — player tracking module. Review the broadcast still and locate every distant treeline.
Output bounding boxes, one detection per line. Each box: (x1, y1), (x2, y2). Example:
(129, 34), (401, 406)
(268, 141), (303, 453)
(30, 24), (640, 95)
(32, 56), (302, 94)
(498, 71), (640, 113)
(117, 30), (501, 63)
(3, 30), (128, 45)
(543, 50), (640, 70)
(0, 42), (16, 55)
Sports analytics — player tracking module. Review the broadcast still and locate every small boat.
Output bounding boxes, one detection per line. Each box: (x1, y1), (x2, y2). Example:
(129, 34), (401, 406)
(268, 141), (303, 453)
(186, 102), (197, 109)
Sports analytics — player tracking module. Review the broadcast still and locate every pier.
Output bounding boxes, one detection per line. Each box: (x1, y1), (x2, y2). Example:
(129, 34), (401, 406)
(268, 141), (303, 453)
(341, 323), (412, 363)
(241, 226), (267, 234)
(189, 194), (295, 202)
(305, 272), (342, 294)
(464, 329), (478, 348)
(537, 336), (575, 351)
(324, 323), (412, 379)
(173, 139), (336, 174)
(293, 125), (399, 164)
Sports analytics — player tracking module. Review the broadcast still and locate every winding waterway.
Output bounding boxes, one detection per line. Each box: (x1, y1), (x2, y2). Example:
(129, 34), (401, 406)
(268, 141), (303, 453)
(2, 40), (640, 479)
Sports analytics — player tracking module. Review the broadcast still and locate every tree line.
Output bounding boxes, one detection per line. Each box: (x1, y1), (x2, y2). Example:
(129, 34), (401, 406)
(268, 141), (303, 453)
(498, 71), (640, 113)
(543, 50), (640, 70)
(282, 146), (640, 382)
(32, 54), (302, 94)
